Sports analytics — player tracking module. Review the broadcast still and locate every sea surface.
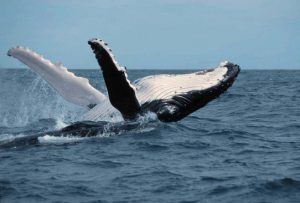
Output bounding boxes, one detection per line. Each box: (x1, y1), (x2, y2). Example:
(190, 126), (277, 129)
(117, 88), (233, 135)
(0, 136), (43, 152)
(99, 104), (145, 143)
(0, 69), (299, 203)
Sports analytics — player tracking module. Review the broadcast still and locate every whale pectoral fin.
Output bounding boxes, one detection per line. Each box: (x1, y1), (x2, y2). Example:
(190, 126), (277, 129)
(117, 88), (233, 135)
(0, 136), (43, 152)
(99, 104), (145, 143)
(7, 46), (107, 108)
(88, 38), (141, 119)
(135, 61), (240, 122)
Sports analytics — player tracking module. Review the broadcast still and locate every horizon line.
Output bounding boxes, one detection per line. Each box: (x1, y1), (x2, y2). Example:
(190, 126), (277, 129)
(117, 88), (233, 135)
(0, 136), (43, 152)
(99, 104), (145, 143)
(1, 67), (300, 71)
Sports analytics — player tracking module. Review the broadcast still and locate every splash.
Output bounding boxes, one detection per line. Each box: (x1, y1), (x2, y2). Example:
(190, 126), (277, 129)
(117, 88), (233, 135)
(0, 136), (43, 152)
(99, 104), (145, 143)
(0, 133), (27, 143)
(0, 70), (84, 128)
(54, 119), (68, 130)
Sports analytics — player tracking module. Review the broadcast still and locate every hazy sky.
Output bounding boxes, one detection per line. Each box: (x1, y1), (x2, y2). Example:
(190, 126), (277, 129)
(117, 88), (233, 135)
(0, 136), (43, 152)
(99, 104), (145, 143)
(0, 0), (299, 69)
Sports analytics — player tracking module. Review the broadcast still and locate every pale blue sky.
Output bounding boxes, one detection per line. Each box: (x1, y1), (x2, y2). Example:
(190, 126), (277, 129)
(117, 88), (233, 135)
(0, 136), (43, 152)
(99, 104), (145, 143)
(0, 0), (299, 69)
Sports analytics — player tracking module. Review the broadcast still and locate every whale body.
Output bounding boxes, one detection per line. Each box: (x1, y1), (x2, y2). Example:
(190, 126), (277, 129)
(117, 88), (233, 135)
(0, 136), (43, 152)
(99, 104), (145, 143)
(0, 120), (145, 148)
(7, 39), (240, 124)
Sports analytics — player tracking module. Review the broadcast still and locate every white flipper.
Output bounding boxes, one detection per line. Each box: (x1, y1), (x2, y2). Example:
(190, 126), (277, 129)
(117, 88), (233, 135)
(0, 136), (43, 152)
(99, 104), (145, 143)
(7, 46), (107, 108)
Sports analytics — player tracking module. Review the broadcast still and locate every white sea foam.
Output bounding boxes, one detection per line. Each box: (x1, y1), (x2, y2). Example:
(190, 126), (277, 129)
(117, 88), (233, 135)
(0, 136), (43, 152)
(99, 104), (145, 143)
(135, 127), (156, 133)
(138, 111), (158, 123)
(38, 134), (85, 144)
(38, 130), (117, 144)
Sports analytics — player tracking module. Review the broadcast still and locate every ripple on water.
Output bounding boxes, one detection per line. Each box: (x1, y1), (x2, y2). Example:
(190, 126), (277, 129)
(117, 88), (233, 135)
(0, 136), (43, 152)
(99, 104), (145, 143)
(78, 160), (126, 169)
(236, 177), (300, 202)
(208, 184), (244, 196)
(132, 141), (169, 152)
(0, 180), (16, 198)
(262, 177), (300, 192)
(175, 140), (210, 150)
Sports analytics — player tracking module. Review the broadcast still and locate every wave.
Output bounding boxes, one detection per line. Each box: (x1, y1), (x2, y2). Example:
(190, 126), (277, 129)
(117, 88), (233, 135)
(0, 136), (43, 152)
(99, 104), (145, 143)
(261, 177), (300, 191)
(0, 180), (17, 198)
(175, 140), (210, 150)
(133, 142), (169, 152)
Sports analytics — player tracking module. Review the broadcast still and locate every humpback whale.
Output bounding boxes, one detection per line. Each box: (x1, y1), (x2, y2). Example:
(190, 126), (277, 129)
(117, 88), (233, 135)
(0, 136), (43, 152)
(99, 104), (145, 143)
(7, 39), (240, 124)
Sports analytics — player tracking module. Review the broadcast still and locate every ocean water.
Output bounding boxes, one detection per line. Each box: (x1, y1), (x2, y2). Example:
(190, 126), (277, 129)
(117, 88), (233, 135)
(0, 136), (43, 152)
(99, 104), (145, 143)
(0, 69), (299, 203)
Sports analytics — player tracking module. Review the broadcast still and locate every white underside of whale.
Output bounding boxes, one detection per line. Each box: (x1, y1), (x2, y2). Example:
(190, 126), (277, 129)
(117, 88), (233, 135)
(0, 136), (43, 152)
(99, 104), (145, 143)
(8, 46), (230, 122)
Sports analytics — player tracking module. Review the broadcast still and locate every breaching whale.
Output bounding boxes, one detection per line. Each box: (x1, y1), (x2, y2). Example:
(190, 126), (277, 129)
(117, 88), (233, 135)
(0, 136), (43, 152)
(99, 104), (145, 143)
(7, 39), (240, 124)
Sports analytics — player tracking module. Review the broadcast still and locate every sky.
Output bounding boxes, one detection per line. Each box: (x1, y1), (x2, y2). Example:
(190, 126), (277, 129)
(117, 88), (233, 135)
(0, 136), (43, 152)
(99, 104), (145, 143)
(0, 0), (299, 69)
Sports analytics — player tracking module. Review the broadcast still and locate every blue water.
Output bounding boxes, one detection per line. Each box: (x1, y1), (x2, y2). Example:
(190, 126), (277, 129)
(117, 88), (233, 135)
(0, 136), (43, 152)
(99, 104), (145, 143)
(0, 69), (299, 203)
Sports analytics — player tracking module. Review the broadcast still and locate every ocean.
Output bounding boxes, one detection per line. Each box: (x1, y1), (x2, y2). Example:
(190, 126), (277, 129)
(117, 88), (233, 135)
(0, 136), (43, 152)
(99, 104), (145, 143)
(0, 69), (299, 202)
